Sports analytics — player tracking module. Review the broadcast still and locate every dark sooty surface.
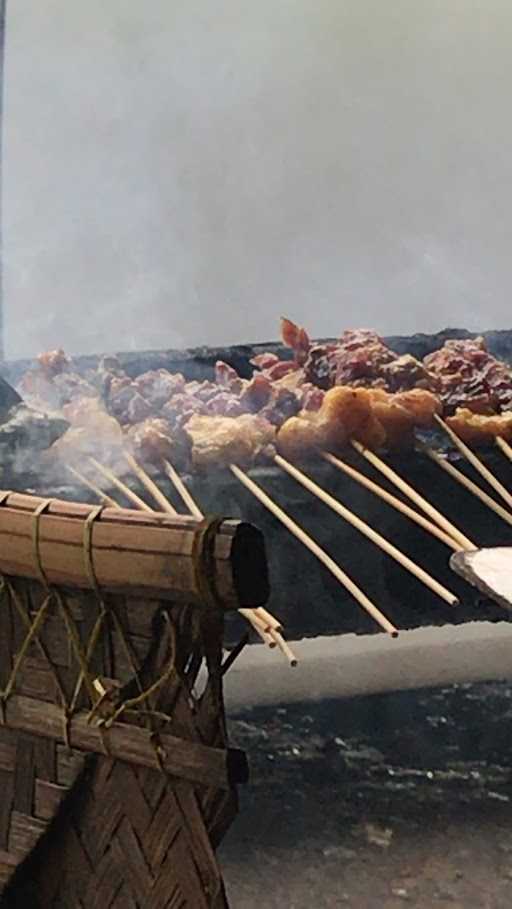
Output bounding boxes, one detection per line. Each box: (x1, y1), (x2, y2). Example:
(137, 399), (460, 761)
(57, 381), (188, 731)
(221, 680), (512, 908)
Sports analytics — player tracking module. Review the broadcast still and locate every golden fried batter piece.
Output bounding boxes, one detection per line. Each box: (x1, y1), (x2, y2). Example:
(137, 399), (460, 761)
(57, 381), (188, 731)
(277, 385), (444, 460)
(186, 413), (276, 470)
(392, 388), (442, 427)
(276, 414), (321, 461)
(446, 408), (512, 446)
(277, 387), (385, 459)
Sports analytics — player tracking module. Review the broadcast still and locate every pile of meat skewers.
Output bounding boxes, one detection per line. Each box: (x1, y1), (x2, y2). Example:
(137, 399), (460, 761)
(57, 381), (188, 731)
(12, 320), (512, 661)
(18, 318), (512, 475)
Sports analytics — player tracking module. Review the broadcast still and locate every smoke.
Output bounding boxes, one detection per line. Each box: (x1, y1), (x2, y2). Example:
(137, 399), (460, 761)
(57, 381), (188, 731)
(3, 0), (512, 360)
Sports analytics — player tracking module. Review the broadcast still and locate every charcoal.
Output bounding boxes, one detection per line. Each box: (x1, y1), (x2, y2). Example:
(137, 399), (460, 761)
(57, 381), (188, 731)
(0, 404), (69, 474)
(0, 374), (22, 420)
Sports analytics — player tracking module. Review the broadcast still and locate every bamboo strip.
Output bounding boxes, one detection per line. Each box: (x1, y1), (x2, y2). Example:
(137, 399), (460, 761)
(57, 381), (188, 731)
(421, 444), (512, 529)
(275, 454), (459, 607)
(162, 460), (203, 520)
(434, 415), (512, 512)
(124, 452), (177, 515)
(323, 451), (461, 552)
(231, 464), (398, 637)
(66, 465), (118, 508)
(4, 693), (242, 790)
(89, 457), (153, 512)
(351, 439), (475, 551)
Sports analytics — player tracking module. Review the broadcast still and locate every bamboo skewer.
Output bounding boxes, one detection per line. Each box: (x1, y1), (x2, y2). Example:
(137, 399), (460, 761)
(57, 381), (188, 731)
(323, 451), (461, 552)
(420, 444), (512, 529)
(253, 607), (283, 634)
(268, 629), (298, 667)
(238, 609), (277, 647)
(75, 462), (282, 651)
(275, 454), (459, 608)
(162, 460), (203, 520)
(88, 457), (154, 513)
(161, 458), (286, 649)
(496, 436), (512, 464)
(351, 439), (475, 551)
(231, 463), (399, 637)
(124, 452), (177, 515)
(66, 465), (118, 509)
(434, 416), (512, 513)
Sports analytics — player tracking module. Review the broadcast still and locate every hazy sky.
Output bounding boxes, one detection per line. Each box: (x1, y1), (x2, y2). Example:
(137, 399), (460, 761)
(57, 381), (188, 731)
(3, 1), (512, 358)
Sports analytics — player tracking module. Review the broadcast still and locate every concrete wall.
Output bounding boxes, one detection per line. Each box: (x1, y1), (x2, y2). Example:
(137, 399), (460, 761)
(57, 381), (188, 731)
(3, 1), (512, 358)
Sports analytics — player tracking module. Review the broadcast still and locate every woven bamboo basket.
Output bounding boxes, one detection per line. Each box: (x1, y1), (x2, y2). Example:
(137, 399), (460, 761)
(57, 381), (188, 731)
(0, 491), (269, 908)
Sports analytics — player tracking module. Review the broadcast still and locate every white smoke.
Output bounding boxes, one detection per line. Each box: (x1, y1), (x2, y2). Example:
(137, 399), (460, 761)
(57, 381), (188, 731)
(3, 0), (512, 359)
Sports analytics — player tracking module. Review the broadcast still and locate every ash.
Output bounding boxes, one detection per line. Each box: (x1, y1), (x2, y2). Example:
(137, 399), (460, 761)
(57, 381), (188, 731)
(221, 680), (512, 907)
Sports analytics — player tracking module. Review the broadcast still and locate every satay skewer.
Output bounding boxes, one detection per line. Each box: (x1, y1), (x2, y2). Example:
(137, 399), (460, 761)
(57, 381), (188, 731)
(66, 465), (118, 508)
(76, 460), (282, 651)
(162, 460), (203, 520)
(275, 454), (459, 608)
(88, 457), (154, 512)
(253, 607), (283, 634)
(124, 452), (177, 515)
(268, 629), (298, 667)
(238, 609), (277, 647)
(323, 451), (461, 552)
(496, 436), (512, 462)
(161, 457), (285, 645)
(231, 463), (399, 637)
(351, 439), (475, 551)
(420, 443), (512, 529)
(434, 416), (512, 513)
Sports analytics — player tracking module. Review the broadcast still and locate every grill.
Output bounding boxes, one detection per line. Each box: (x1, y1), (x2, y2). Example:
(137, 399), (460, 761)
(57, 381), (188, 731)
(1, 328), (512, 906)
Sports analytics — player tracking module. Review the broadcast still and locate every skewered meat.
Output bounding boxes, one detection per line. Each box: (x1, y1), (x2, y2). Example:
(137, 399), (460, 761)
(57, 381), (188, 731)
(22, 321), (512, 472)
(134, 369), (185, 407)
(186, 413), (275, 470)
(392, 389), (442, 427)
(239, 374), (273, 413)
(383, 354), (440, 393)
(277, 387), (385, 460)
(277, 385), (441, 460)
(281, 317), (311, 365)
(206, 391), (244, 417)
(127, 418), (190, 467)
(424, 337), (512, 412)
(37, 348), (71, 378)
(445, 409), (512, 446)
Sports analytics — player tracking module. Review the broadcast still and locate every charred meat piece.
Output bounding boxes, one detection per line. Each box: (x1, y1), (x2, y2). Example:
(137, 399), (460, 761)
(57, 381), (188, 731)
(424, 337), (512, 412)
(281, 317), (311, 365)
(161, 393), (208, 429)
(206, 391), (245, 417)
(383, 354), (439, 392)
(239, 374), (273, 412)
(303, 345), (337, 389)
(37, 348), (71, 379)
(134, 369), (185, 407)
